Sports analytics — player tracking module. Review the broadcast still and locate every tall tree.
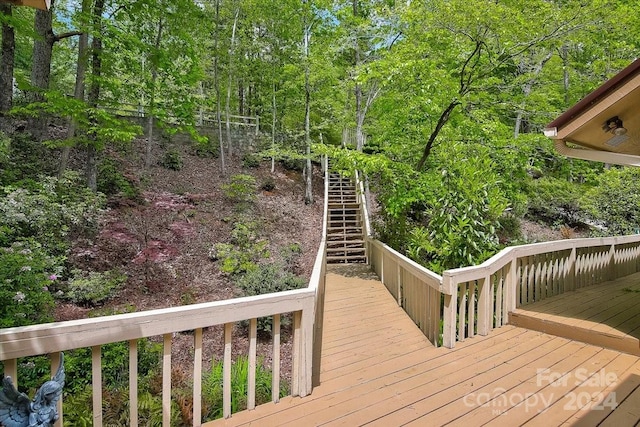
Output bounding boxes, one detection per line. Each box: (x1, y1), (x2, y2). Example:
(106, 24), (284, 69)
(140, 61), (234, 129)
(0, 4), (15, 116)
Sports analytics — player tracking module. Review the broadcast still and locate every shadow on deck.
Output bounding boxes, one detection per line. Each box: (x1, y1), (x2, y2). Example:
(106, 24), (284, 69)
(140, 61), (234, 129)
(511, 272), (640, 357)
(208, 267), (640, 426)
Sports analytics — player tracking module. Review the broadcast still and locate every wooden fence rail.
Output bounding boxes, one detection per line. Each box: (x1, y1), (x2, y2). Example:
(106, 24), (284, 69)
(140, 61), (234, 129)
(354, 170), (640, 350)
(0, 160), (328, 427)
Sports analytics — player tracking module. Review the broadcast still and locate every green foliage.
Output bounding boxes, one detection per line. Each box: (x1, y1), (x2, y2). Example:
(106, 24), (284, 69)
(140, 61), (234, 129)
(526, 177), (586, 226)
(210, 220), (269, 275)
(222, 174), (257, 206)
(160, 148), (184, 171)
(236, 263), (306, 333)
(0, 171), (105, 254)
(242, 153), (262, 168)
(193, 138), (219, 158)
(202, 356), (285, 421)
(59, 339), (163, 426)
(97, 158), (139, 199)
(0, 131), (57, 185)
(64, 269), (128, 307)
(581, 167), (640, 235)
(0, 241), (61, 328)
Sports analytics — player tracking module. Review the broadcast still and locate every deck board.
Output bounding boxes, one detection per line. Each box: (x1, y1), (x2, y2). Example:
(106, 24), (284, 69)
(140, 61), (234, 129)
(510, 272), (640, 356)
(206, 269), (640, 427)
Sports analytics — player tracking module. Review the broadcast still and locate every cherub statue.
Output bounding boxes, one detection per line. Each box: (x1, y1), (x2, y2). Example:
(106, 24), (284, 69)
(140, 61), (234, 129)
(0, 353), (65, 427)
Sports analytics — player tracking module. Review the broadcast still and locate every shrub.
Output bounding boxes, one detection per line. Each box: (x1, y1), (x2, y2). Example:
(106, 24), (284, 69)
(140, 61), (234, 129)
(0, 171), (105, 254)
(210, 220), (269, 275)
(280, 158), (304, 172)
(222, 174), (257, 206)
(64, 269), (127, 307)
(97, 158), (139, 199)
(0, 240), (61, 328)
(526, 177), (585, 226)
(236, 262), (306, 333)
(160, 148), (183, 171)
(242, 153), (262, 168)
(194, 137), (219, 158)
(581, 167), (640, 235)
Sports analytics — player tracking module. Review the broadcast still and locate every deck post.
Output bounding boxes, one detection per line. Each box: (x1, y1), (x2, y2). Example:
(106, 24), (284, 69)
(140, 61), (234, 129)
(477, 275), (491, 336)
(442, 274), (457, 348)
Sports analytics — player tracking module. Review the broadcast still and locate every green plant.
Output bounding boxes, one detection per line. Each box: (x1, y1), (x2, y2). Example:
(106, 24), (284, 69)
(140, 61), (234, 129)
(581, 167), (640, 235)
(222, 174), (257, 206)
(193, 138), (219, 158)
(242, 153), (262, 168)
(0, 171), (106, 254)
(202, 356), (286, 421)
(526, 177), (586, 226)
(64, 269), (127, 307)
(0, 240), (61, 328)
(236, 263), (306, 333)
(97, 158), (139, 199)
(160, 149), (183, 171)
(209, 220), (269, 275)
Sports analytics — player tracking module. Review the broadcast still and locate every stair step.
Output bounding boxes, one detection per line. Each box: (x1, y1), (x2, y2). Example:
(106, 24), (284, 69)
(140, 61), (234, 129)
(326, 255), (367, 263)
(326, 240), (365, 246)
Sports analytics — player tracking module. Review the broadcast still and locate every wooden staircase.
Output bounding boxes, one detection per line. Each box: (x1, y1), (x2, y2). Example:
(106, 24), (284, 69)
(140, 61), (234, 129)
(326, 172), (367, 264)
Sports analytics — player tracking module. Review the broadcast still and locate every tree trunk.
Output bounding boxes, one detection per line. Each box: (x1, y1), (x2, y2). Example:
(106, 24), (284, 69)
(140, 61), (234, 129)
(86, 0), (105, 191)
(303, 2), (313, 205)
(59, 0), (90, 177)
(353, 0), (365, 152)
(514, 52), (553, 139)
(0, 4), (15, 117)
(30, 0), (55, 139)
(214, 0), (225, 175)
(560, 44), (570, 106)
(271, 80), (276, 173)
(144, 17), (163, 169)
(416, 100), (460, 171)
(226, 6), (239, 160)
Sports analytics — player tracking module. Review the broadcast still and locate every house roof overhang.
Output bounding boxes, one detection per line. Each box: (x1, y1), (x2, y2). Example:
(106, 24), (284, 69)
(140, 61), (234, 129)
(544, 58), (640, 166)
(2, 0), (50, 10)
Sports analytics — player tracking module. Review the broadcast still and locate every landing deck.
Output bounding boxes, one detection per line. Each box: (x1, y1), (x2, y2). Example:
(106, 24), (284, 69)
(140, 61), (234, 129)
(511, 272), (640, 356)
(208, 269), (640, 426)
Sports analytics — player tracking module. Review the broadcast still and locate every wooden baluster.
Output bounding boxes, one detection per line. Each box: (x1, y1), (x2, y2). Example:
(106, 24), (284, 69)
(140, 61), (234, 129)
(458, 282), (467, 341)
(193, 330), (202, 426)
(272, 314), (281, 402)
(248, 318), (257, 410)
(162, 334), (171, 426)
(223, 323), (232, 418)
(130, 340), (139, 427)
(92, 346), (102, 427)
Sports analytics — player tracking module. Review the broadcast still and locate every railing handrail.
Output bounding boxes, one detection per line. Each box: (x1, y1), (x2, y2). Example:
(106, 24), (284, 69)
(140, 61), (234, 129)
(0, 288), (315, 361)
(442, 234), (640, 292)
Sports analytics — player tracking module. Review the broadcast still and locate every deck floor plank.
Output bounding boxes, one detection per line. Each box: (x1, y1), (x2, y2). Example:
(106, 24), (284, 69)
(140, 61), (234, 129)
(510, 272), (640, 355)
(206, 269), (640, 427)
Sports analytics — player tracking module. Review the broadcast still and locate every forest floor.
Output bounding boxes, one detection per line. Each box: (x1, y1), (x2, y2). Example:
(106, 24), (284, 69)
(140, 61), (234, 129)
(53, 137), (324, 381)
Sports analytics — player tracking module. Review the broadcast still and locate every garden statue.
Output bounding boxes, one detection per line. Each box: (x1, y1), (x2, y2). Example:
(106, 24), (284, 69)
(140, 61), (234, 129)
(0, 353), (64, 427)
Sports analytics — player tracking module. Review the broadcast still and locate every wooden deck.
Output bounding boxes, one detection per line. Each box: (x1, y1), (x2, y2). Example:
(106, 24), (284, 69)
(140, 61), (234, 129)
(511, 272), (640, 357)
(208, 268), (640, 427)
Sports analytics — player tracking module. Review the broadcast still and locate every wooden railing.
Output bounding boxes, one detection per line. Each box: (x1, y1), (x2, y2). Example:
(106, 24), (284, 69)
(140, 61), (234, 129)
(356, 171), (444, 347)
(0, 160), (328, 427)
(354, 172), (640, 350)
(441, 235), (640, 348)
(100, 102), (260, 132)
